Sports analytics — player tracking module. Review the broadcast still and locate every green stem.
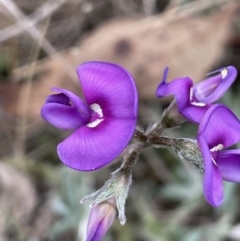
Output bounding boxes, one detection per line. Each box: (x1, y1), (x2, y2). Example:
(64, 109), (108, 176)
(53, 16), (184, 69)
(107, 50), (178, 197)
(148, 136), (177, 147)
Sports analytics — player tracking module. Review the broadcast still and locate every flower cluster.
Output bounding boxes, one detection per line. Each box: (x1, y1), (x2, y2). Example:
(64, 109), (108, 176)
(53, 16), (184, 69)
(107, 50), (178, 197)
(41, 61), (240, 240)
(156, 66), (240, 207)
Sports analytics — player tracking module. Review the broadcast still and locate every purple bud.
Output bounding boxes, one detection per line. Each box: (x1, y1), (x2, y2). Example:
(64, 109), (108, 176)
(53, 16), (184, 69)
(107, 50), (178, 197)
(86, 200), (116, 241)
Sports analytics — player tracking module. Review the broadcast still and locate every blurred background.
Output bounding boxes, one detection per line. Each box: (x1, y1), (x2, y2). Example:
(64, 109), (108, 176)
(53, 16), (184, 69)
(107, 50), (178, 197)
(1, 0), (240, 240)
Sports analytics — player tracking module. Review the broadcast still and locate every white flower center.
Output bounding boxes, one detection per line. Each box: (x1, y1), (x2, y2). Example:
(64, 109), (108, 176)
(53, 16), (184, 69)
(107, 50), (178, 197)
(189, 87), (206, 107)
(210, 143), (224, 166)
(90, 103), (103, 117)
(221, 68), (228, 79)
(211, 157), (217, 166)
(191, 102), (206, 107)
(210, 144), (224, 152)
(87, 103), (104, 128)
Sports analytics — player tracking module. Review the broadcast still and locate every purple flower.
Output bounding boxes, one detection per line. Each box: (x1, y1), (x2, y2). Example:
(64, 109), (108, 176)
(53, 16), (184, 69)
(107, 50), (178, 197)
(86, 201), (116, 241)
(197, 104), (240, 207)
(156, 66), (237, 123)
(41, 61), (138, 171)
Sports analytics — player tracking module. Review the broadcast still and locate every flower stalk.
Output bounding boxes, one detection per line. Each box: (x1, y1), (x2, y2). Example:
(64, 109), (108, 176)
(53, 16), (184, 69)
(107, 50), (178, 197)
(81, 150), (138, 225)
(148, 136), (204, 173)
(150, 100), (187, 136)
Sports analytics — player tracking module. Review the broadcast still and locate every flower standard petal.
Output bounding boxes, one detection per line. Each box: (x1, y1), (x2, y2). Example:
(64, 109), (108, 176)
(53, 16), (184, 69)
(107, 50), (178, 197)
(76, 61), (138, 119)
(217, 150), (240, 182)
(57, 118), (136, 171)
(193, 66), (237, 103)
(198, 104), (240, 148)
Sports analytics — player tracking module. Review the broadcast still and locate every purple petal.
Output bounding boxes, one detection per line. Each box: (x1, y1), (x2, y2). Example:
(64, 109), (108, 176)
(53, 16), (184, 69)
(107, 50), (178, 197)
(41, 89), (91, 130)
(41, 103), (90, 130)
(156, 67), (210, 123)
(87, 202), (116, 241)
(156, 68), (193, 110)
(193, 66), (237, 103)
(217, 150), (240, 182)
(180, 105), (210, 124)
(57, 118), (137, 171)
(51, 87), (91, 116)
(198, 135), (223, 207)
(198, 104), (240, 149)
(76, 61), (138, 120)
(46, 93), (71, 105)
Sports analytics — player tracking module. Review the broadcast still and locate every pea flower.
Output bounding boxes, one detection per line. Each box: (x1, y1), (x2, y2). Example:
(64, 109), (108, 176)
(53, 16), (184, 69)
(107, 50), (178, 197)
(156, 66), (237, 123)
(86, 200), (116, 241)
(41, 61), (138, 171)
(197, 104), (240, 207)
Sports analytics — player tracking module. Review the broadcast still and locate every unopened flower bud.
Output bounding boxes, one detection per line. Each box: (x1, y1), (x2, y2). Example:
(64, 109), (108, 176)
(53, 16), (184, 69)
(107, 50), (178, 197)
(86, 200), (116, 241)
(149, 100), (187, 136)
